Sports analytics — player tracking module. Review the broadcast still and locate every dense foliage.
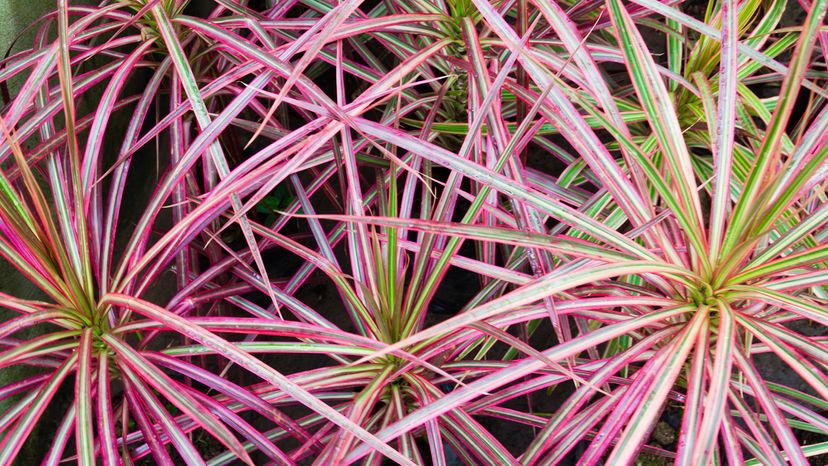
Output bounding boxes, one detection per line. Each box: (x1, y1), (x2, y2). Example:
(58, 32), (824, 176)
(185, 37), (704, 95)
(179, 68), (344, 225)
(0, 0), (826, 464)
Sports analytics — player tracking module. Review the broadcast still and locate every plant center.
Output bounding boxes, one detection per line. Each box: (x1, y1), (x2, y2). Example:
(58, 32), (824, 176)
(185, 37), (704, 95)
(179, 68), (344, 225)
(690, 280), (722, 307)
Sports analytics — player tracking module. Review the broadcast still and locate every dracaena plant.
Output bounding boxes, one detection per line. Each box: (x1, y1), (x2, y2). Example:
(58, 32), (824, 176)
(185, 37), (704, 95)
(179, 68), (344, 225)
(0, 0), (433, 464)
(337, 0), (828, 464)
(0, 0), (827, 465)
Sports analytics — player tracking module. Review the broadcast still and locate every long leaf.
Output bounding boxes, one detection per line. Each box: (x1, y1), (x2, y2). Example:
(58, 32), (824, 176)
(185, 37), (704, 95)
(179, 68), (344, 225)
(102, 333), (255, 465)
(119, 362), (207, 466)
(606, 0), (708, 273)
(352, 262), (694, 366)
(693, 301), (736, 465)
(344, 306), (693, 463)
(102, 293), (415, 465)
(708, 0), (739, 263)
(96, 353), (123, 466)
(75, 328), (95, 466)
(723, 0), (828, 251)
(0, 352), (77, 464)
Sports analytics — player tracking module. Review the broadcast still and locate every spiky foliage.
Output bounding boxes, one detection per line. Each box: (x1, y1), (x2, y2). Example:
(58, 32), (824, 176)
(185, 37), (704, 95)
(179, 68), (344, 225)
(0, 0), (826, 464)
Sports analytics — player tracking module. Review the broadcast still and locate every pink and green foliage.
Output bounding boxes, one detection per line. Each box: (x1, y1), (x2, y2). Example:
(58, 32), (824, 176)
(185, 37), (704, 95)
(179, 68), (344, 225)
(0, 0), (826, 464)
